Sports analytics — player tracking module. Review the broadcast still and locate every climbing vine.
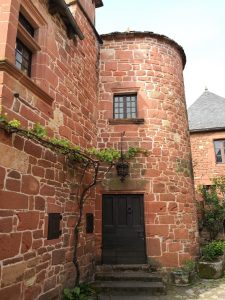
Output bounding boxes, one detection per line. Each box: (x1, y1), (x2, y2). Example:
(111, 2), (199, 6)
(0, 110), (148, 286)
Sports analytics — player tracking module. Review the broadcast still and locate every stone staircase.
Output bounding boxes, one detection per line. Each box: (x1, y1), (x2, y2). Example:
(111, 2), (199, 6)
(92, 264), (166, 296)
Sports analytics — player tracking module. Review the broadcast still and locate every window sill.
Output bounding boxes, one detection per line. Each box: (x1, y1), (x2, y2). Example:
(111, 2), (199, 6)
(0, 59), (53, 105)
(108, 118), (144, 125)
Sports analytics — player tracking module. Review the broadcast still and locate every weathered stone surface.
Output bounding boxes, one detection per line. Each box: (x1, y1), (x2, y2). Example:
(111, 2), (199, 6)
(52, 249), (66, 265)
(0, 190), (28, 209)
(2, 262), (26, 286)
(0, 142), (29, 173)
(38, 286), (60, 300)
(0, 233), (21, 260)
(0, 283), (22, 300)
(17, 212), (39, 230)
(21, 175), (39, 195)
(198, 259), (224, 279)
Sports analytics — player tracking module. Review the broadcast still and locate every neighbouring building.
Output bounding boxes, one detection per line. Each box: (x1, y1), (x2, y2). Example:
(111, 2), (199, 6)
(0, 1), (198, 299)
(188, 89), (225, 187)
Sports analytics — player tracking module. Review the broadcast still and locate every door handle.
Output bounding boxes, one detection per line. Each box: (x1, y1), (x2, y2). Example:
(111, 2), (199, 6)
(127, 207), (133, 214)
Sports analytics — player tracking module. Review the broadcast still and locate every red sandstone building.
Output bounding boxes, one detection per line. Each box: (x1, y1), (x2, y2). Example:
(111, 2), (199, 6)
(0, 1), (198, 299)
(188, 89), (225, 187)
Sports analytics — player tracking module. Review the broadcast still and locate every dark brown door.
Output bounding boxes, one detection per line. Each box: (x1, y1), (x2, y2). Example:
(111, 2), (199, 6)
(102, 194), (146, 264)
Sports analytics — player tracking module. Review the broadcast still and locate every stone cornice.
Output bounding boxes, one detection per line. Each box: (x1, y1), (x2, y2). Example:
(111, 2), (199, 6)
(0, 59), (54, 105)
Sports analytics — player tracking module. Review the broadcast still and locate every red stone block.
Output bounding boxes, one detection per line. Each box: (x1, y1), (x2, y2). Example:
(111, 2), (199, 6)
(179, 253), (192, 265)
(168, 202), (178, 212)
(7, 170), (21, 179)
(174, 228), (189, 240)
(40, 184), (55, 196)
(159, 252), (178, 267)
(160, 194), (175, 201)
(17, 212), (39, 231)
(148, 225), (169, 237)
(105, 62), (117, 71)
(153, 183), (165, 193)
(150, 202), (167, 213)
(24, 285), (41, 300)
(0, 233), (21, 260)
(0, 283), (22, 300)
(0, 166), (6, 188)
(168, 242), (183, 252)
(35, 196), (45, 211)
(0, 210), (13, 217)
(21, 175), (39, 195)
(44, 150), (57, 163)
(159, 215), (175, 224)
(21, 231), (32, 253)
(32, 166), (45, 177)
(148, 238), (161, 256)
(32, 239), (43, 249)
(0, 191), (28, 209)
(5, 178), (20, 192)
(115, 50), (133, 60)
(24, 140), (42, 158)
(0, 218), (13, 233)
(52, 249), (65, 265)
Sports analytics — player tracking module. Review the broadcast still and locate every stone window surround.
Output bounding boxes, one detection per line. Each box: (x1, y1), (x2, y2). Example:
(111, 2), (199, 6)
(108, 86), (145, 125)
(17, 0), (46, 78)
(0, 0), (54, 105)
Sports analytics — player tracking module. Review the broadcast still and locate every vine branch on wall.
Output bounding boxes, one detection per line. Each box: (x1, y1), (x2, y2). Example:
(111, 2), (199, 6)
(0, 116), (148, 286)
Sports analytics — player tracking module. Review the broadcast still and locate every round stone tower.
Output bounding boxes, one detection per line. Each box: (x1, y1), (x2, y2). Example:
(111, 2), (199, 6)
(96, 31), (198, 268)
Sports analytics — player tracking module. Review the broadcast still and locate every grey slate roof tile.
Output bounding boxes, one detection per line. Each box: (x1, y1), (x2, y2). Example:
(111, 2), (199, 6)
(188, 90), (225, 131)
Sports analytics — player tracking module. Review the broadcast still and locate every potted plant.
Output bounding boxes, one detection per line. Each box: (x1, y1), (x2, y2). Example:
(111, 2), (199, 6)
(198, 240), (225, 279)
(170, 260), (196, 286)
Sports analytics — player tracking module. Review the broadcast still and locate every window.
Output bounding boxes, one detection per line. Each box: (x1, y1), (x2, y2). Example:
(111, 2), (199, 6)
(214, 140), (225, 163)
(113, 94), (137, 119)
(19, 13), (35, 37)
(47, 213), (62, 240)
(15, 13), (35, 77)
(15, 39), (32, 76)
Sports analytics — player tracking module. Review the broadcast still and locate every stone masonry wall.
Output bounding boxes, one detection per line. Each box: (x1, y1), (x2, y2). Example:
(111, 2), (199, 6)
(190, 131), (225, 187)
(0, 0), (100, 299)
(96, 32), (199, 268)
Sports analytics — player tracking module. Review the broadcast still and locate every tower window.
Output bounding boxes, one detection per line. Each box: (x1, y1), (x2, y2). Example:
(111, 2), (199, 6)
(113, 94), (137, 119)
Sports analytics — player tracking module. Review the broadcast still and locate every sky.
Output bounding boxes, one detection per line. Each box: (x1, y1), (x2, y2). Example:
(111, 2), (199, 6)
(96, 0), (225, 108)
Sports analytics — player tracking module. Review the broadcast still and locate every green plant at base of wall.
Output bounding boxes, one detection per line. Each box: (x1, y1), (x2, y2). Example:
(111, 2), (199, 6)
(198, 177), (225, 240)
(201, 240), (225, 261)
(64, 283), (97, 300)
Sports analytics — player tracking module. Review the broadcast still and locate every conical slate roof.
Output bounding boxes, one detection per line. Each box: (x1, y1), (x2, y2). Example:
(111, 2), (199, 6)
(188, 90), (225, 132)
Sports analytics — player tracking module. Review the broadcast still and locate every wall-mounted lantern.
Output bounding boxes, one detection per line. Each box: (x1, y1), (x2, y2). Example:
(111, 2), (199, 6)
(116, 131), (129, 182)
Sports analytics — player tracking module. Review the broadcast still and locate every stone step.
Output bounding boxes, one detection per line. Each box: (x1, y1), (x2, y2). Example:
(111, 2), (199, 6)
(92, 280), (166, 296)
(96, 264), (151, 273)
(95, 271), (163, 282)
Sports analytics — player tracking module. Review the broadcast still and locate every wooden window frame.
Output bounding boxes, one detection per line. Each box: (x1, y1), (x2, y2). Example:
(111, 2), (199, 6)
(113, 93), (137, 119)
(214, 140), (225, 164)
(15, 38), (32, 77)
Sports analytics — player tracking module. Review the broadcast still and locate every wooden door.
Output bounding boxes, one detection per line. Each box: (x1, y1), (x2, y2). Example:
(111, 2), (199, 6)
(102, 194), (146, 264)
